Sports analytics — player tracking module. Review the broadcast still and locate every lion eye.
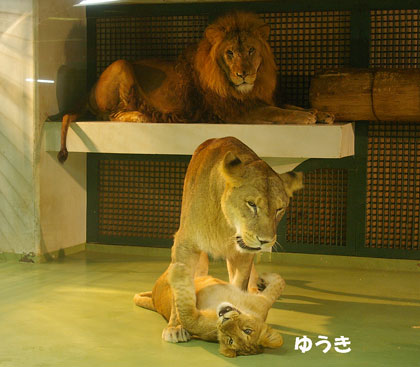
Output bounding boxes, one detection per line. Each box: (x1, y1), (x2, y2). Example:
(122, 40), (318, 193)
(226, 50), (234, 58)
(243, 329), (253, 335)
(276, 208), (285, 216)
(248, 47), (255, 55)
(228, 337), (234, 345)
(246, 201), (257, 214)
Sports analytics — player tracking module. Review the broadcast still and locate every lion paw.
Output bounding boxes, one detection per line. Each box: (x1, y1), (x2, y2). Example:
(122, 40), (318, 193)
(303, 112), (317, 125)
(289, 110), (317, 125)
(316, 111), (335, 124)
(110, 111), (149, 122)
(257, 277), (267, 292)
(258, 273), (286, 291)
(162, 325), (191, 343)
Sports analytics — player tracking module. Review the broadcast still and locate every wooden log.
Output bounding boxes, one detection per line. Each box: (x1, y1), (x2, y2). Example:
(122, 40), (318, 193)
(309, 68), (420, 122)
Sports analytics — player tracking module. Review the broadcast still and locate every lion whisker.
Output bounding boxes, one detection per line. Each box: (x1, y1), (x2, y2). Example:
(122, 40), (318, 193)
(273, 241), (285, 253)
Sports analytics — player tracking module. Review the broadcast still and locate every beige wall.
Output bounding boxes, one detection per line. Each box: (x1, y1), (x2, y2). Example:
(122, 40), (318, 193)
(0, 0), (87, 257)
(36, 0), (86, 122)
(0, 1), (37, 255)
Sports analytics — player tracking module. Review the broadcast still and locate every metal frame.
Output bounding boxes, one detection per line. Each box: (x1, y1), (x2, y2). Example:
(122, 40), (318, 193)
(85, 1), (420, 259)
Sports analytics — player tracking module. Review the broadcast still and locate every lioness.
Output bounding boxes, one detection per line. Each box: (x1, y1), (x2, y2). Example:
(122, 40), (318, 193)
(134, 260), (285, 357)
(163, 136), (303, 342)
(58, 11), (333, 162)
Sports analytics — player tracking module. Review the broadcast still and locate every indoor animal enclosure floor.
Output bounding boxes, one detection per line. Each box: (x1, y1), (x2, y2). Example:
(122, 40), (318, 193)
(1, 247), (419, 367)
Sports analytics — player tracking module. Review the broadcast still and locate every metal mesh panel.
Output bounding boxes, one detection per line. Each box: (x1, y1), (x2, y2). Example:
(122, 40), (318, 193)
(94, 12), (351, 106)
(286, 168), (348, 246)
(367, 11), (420, 253)
(97, 159), (188, 239)
(261, 11), (351, 107)
(95, 15), (208, 76)
(370, 9), (420, 68)
(365, 123), (420, 251)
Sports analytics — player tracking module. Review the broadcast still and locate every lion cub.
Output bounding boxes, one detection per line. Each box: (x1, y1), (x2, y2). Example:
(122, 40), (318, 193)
(134, 261), (285, 357)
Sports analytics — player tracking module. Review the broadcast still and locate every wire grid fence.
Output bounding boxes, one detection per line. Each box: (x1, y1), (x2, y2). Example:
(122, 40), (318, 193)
(88, 5), (420, 257)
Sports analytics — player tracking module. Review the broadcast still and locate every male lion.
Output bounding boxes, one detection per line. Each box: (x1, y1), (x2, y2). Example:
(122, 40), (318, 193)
(134, 260), (285, 357)
(58, 11), (333, 162)
(163, 136), (303, 342)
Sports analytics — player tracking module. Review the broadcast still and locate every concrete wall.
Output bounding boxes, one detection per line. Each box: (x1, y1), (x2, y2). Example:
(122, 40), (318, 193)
(37, 0), (87, 256)
(0, 0), (87, 258)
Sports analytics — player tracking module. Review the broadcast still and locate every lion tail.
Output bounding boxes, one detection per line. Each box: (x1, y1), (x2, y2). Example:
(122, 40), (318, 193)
(57, 91), (95, 163)
(57, 112), (78, 163)
(133, 291), (156, 312)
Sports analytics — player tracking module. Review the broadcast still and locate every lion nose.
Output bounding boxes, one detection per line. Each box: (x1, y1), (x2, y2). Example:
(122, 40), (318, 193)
(236, 71), (247, 79)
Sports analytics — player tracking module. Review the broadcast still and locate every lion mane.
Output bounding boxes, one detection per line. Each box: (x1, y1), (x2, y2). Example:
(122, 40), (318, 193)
(190, 12), (277, 113)
(138, 11), (278, 124)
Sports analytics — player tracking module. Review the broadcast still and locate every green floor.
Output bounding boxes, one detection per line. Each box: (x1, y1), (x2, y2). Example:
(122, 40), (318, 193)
(1, 246), (419, 367)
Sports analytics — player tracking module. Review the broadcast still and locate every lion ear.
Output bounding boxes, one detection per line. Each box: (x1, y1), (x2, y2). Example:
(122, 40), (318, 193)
(257, 23), (270, 41)
(205, 24), (224, 45)
(259, 326), (284, 349)
(221, 151), (245, 186)
(279, 171), (304, 198)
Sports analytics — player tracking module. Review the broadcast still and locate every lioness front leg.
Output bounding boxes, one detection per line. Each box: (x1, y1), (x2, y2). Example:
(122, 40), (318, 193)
(168, 263), (218, 341)
(161, 297), (191, 343)
(163, 242), (201, 342)
(227, 253), (255, 291)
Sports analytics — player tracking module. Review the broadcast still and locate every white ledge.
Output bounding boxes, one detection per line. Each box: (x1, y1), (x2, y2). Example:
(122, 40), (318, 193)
(44, 121), (354, 159)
